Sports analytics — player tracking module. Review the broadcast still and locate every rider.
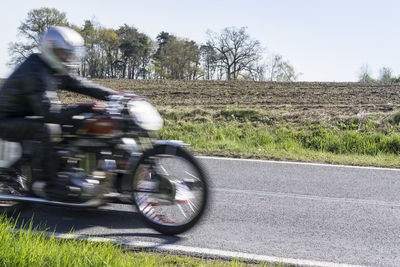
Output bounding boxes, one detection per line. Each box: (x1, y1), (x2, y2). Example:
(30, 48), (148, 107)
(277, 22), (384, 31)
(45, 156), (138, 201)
(0, 26), (119, 197)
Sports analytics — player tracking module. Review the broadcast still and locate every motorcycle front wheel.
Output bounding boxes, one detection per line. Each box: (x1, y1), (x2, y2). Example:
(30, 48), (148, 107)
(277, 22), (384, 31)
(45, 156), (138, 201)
(132, 145), (208, 235)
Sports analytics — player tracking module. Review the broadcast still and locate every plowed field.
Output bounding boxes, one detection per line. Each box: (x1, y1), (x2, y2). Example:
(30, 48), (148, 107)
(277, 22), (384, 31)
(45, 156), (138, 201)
(90, 80), (400, 112)
(80, 80), (400, 125)
(2, 78), (400, 125)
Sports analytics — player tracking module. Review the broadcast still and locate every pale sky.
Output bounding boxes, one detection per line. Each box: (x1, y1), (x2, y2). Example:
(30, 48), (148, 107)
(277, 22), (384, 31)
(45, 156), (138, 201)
(1, 0), (400, 81)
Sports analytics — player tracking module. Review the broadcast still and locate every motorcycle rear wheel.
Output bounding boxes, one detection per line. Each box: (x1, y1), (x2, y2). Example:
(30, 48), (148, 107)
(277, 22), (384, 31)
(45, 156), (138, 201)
(0, 163), (31, 214)
(132, 145), (208, 235)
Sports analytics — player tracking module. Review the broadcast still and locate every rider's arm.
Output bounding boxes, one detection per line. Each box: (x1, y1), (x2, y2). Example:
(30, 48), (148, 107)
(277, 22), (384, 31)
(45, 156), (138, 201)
(25, 74), (92, 124)
(59, 74), (120, 100)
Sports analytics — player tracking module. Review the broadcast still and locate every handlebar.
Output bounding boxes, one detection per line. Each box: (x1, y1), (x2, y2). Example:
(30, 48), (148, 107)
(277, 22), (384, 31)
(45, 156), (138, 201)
(77, 93), (142, 114)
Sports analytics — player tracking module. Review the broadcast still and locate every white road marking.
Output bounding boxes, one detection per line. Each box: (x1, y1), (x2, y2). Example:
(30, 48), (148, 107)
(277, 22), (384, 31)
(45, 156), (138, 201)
(196, 155), (400, 172)
(13, 228), (366, 267)
(213, 188), (400, 207)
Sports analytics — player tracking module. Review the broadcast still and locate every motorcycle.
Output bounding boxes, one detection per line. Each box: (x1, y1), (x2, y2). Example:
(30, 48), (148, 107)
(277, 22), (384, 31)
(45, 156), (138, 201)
(0, 94), (208, 235)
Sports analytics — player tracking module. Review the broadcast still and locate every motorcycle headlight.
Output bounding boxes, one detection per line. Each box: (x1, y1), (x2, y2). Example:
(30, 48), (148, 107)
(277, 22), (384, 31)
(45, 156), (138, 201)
(127, 100), (164, 131)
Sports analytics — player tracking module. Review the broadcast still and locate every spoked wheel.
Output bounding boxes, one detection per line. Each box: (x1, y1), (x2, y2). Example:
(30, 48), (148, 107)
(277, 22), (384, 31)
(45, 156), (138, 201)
(0, 164), (31, 214)
(132, 145), (208, 235)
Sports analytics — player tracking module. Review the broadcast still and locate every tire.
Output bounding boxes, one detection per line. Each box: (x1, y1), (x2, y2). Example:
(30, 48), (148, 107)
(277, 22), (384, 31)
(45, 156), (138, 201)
(132, 145), (208, 235)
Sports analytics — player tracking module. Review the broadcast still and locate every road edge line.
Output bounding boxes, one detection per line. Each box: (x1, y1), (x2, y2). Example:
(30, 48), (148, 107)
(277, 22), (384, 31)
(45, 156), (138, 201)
(196, 155), (400, 172)
(13, 228), (366, 267)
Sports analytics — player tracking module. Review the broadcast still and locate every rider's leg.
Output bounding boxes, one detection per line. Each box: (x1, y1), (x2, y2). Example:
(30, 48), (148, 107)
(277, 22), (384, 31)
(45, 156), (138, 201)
(0, 118), (57, 182)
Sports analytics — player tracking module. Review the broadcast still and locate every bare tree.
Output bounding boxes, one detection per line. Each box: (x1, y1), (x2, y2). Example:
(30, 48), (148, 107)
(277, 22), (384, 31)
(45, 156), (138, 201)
(206, 27), (262, 80)
(8, 8), (69, 66)
(358, 64), (374, 83)
(242, 61), (266, 81)
(267, 54), (298, 82)
(378, 66), (393, 83)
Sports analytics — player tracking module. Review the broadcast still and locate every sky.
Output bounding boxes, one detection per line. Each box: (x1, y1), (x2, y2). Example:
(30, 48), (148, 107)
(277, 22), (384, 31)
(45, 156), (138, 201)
(1, 0), (400, 81)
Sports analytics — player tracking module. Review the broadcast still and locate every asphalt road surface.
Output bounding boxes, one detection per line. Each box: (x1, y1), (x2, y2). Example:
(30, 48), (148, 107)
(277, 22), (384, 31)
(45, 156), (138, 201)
(16, 156), (400, 267)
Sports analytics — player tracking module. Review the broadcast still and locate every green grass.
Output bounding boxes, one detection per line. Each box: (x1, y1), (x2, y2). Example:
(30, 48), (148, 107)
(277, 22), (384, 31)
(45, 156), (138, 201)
(159, 107), (400, 168)
(3, 84), (399, 264)
(56, 84), (400, 168)
(0, 215), (278, 266)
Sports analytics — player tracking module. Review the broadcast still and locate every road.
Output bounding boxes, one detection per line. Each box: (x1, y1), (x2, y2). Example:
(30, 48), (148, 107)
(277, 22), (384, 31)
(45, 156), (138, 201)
(16, 156), (400, 267)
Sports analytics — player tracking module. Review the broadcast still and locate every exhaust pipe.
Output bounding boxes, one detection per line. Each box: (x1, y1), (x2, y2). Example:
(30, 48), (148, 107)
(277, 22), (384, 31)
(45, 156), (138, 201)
(0, 194), (102, 208)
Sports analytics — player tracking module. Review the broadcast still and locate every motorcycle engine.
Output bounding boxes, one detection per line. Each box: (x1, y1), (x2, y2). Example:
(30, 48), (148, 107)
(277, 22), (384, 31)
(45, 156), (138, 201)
(57, 148), (117, 201)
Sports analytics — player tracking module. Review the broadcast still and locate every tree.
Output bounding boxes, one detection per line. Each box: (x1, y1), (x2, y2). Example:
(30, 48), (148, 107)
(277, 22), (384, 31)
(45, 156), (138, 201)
(117, 25), (152, 79)
(205, 27), (263, 80)
(154, 31), (175, 59)
(78, 21), (124, 78)
(358, 64), (374, 83)
(99, 28), (120, 78)
(8, 8), (69, 66)
(243, 61), (266, 81)
(153, 32), (176, 79)
(266, 54), (298, 82)
(378, 66), (393, 83)
(200, 44), (219, 80)
(79, 20), (102, 78)
(154, 36), (201, 80)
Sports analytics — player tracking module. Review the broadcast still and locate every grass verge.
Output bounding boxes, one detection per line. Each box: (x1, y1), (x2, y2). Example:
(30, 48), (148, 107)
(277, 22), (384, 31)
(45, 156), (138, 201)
(159, 107), (400, 168)
(57, 86), (400, 168)
(0, 215), (279, 266)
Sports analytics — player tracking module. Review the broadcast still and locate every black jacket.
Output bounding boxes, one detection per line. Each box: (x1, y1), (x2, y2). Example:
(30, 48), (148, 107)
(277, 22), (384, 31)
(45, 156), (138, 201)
(0, 53), (118, 123)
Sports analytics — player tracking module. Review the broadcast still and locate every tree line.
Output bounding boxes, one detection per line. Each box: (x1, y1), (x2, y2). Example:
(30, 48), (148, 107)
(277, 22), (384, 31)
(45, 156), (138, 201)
(358, 64), (400, 83)
(8, 8), (299, 82)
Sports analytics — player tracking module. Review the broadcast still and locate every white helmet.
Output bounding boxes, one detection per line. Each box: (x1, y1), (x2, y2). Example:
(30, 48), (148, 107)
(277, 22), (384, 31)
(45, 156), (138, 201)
(39, 26), (85, 73)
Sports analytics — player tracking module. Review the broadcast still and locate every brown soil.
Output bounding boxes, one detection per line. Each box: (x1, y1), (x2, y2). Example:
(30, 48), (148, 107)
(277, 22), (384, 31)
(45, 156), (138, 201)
(88, 79), (400, 125)
(90, 79), (400, 112)
(3, 78), (400, 124)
